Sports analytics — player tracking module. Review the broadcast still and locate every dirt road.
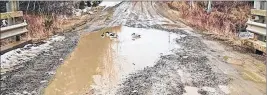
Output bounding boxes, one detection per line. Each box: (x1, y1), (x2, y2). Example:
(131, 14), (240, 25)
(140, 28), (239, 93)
(1, 2), (266, 95)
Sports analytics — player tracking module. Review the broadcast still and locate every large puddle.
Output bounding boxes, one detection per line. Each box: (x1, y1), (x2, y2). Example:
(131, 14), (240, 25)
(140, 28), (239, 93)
(44, 26), (184, 95)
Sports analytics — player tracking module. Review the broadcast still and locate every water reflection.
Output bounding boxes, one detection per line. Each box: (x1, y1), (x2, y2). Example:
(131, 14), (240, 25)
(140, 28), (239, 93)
(45, 26), (183, 95)
(92, 26), (182, 94)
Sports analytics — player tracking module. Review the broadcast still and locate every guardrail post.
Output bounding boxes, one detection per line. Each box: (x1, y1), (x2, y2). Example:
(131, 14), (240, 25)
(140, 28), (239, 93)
(6, 2), (12, 26)
(254, 1), (261, 9)
(15, 35), (20, 41)
(265, 1), (267, 24)
(6, 1), (18, 26)
(265, 1), (267, 55)
(207, 0), (212, 13)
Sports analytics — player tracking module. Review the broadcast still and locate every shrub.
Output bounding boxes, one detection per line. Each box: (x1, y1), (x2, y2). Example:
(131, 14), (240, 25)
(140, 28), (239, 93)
(168, 1), (252, 39)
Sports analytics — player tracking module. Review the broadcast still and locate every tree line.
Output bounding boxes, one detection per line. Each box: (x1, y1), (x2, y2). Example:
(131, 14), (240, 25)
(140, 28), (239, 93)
(0, 1), (103, 15)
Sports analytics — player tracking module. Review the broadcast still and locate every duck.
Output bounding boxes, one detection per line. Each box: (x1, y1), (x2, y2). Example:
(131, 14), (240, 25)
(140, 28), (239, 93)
(109, 32), (118, 38)
(131, 33), (141, 38)
(101, 32), (105, 38)
(105, 32), (111, 36)
(105, 31), (118, 38)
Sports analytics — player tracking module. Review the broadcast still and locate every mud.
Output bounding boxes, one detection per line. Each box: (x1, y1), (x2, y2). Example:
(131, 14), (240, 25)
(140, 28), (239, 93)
(0, 32), (79, 95)
(1, 1), (266, 95)
(44, 28), (115, 95)
(114, 27), (231, 95)
(90, 2), (265, 95)
(89, 26), (188, 94)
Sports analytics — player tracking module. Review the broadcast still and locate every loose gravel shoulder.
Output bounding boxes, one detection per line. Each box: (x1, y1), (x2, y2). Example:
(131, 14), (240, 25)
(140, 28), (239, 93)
(1, 32), (79, 95)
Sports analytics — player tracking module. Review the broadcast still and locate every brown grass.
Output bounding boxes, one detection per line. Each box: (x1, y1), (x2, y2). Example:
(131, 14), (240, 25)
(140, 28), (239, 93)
(23, 14), (65, 41)
(1, 13), (89, 47)
(1, 14), (66, 46)
(168, 1), (251, 39)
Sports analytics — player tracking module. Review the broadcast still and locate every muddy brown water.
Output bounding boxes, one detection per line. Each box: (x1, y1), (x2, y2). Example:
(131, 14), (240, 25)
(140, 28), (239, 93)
(44, 28), (115, 95)
(44, 26), (182, 95)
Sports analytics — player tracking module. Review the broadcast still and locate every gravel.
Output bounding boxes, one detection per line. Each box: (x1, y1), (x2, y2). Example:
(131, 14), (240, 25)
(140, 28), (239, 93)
(1, 2), (233, 95)
(115, 27), (231, 95)
(102, 2), (233, 95)
(0, 32), (79, 95)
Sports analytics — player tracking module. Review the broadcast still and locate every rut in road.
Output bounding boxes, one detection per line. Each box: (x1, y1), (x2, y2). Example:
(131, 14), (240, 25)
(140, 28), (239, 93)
(1, 1), (265, 95)
(91, 2), (232, 95)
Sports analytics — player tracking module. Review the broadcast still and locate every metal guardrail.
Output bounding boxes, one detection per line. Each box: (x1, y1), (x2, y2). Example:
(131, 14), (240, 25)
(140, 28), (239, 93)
(244, 7), (266, 53)
(0, 11), (30, 54)
(0, 11), (28, 40)
(0, 22), (28, 39)
(246, 20), (266, 36)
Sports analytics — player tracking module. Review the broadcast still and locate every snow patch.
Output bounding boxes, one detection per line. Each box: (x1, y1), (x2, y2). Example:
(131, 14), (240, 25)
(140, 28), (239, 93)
(99, 1), (121, 8)
(1, 35), (65, 74)
(183, 86), (201, 95)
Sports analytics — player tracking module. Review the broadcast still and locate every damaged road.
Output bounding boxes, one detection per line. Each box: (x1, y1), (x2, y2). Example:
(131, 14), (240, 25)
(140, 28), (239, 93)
(116, 28), (230, 95)
(90, 2), (266, 95)
(1, 1), (266, 95)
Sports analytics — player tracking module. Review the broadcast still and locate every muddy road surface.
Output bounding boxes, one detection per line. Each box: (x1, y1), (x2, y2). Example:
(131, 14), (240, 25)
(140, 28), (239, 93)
(1, 32), (79, 95)
(1, 1), (266, 95)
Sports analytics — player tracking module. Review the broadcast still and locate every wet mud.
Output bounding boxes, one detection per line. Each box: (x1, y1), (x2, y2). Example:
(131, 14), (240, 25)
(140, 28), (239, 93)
(1, 1), (266, 95)
(44, 27), (117, 95)
(1, 32), (79, 95)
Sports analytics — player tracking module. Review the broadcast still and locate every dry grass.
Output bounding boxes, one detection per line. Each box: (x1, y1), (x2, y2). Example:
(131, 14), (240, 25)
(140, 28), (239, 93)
(1, 14), (66, 46)
(1, 13), (92, 49)
(23, 15), (47, 40)
(23, 14), (66, 41)
(168, 1), (251, 39)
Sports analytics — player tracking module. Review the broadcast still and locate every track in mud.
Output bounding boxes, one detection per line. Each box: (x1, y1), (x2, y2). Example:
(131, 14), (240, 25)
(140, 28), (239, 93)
(91, 26), (184, 95)
(87, 2), (232, 95)
(1, 1), (266, 95)
(115, 29), (231, 95)
(89, 2), (265, 95)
